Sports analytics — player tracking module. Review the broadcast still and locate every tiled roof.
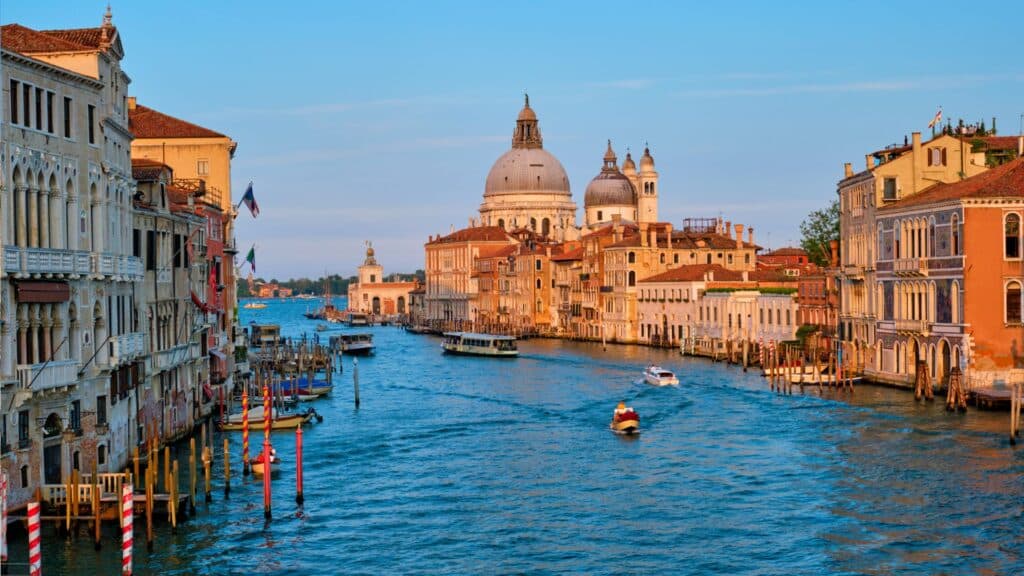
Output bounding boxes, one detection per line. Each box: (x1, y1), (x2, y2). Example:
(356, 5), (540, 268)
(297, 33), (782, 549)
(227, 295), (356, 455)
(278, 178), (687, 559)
(748, 269), (795, 283)
(639, 264), (743, 283)
(550, 246), (584, 262)
(0, 24), (93, 53)
(975, 136), (1020, 151)
(131, 158), (170, 181)
(879, 157), (1024, 210)
(476, 244), (518, 259)
(39, 27), (108, 49)
(427, 226), (513, 245)
(129, 104), (228, 139)
(762, 247), (807, 256)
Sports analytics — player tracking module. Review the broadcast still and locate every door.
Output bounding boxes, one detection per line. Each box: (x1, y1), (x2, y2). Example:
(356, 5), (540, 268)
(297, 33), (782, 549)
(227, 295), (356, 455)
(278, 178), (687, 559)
(44, 443), (62, 484)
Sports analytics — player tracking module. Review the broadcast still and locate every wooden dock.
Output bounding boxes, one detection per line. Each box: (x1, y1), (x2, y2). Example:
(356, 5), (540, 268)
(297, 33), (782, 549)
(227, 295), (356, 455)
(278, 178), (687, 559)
(969, 387), (1024, 410)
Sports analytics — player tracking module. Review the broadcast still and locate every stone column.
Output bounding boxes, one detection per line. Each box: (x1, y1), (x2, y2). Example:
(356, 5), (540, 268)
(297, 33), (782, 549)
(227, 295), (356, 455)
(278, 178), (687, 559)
(42, 307), (53, 363)
(17, 323), (28, 367)
(67, 195), (79, 250)
(29, 305), (41, 364)
(39, 188), (50, 249)
(50, 188), (62, 249)
(52, 317), (64, 361)
(28, 188), (39, 248)
(15, 186), (27, 248)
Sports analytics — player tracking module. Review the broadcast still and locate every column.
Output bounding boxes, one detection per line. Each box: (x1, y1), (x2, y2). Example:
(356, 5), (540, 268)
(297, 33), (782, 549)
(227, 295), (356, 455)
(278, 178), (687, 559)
(68, 195), (79, 250)
(15, 186), (27, 247)
(52, 317), (64, 361)
(50, 189), (62, 249)
(39, 189), (50, 249)
(41, 307), (52, 363)
(29, 305), (40, 364)
(28, 188), (39, 248)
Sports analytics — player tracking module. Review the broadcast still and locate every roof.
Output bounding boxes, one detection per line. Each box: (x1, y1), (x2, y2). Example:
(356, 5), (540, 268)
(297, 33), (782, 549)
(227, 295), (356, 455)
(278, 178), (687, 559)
(427, 226), (513, 245)
(879, 157), (1024, 210)
(975, 136), (1020, 151)
(39, 27), (109, 49)
(762, 247), (807, 257)
(550, 246), (584, 262)
(476, 244), (518, 259)
(607, 231), (757, 250)
(131, 158), (170, 181)
(129, 103), (228, 139)
(0, 24), (94, 53)
(639, 264), (743, 283)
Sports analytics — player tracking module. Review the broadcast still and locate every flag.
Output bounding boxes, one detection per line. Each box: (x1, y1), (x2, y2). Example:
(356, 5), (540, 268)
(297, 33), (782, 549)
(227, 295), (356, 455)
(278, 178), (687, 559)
(928, 107), (942, 129)
(245, 245), (256, 273)
(239, 182), (259, 218)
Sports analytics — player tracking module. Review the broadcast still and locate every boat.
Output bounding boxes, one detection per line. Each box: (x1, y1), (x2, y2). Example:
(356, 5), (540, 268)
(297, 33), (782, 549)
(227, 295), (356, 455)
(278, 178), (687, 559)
(243, 301), (268, 310)
(332, 333), (375, 355)
(441, 332), (518, 357)
(610, 402), (640, 435)
(250, 448), (281, 476)
(787, 373), (863, 385)
(644, 365), (679, 386)
(248, 323), (281, 351)
(316, 324), (329, 332)
(280, 376), (333, 397)
(219, 406), (314, 431)
(347, 312), (370, 327)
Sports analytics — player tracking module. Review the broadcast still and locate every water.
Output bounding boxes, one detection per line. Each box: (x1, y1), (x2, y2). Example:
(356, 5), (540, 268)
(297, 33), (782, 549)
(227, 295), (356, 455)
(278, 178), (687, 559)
(9, 298), (1024, 574)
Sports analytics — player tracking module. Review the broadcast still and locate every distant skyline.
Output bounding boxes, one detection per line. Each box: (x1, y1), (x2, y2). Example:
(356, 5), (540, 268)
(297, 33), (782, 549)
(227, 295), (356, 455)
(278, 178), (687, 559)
(4, 0), (1023, 278)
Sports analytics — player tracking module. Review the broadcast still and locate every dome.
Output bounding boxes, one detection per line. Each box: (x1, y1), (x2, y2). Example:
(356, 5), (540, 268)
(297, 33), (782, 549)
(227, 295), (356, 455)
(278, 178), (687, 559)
(484, 147), (571, 197)
(640, 146), (655, 172)
(585, 141), (635, 207)
(622, 151), (636, 176)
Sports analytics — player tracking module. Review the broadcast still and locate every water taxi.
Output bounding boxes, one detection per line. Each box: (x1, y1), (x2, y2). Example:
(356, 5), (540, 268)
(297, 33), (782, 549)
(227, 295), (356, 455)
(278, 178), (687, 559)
(243, 301), (268, 310)
(644, 365), (679, 386)
(333, 333), (375, 355)
(441, 332), (518, 357)
(610, 402), (640, 435)
(347, 312), (370, 327)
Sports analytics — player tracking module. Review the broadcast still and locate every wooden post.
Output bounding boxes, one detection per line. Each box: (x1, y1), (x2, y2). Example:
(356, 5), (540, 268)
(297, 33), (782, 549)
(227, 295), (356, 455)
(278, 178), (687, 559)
(163, 447), (171, 494)
(353, 358), (361, 409)
(189, 437), (197, 514)
(133, 447), (139, 491)
(295, 426), (304, 505)
(65, 472), (72, 534)
(145, 464), (153, 551)
(203, 446), (212, 503)
(263, 438), (272, 520)
(242, 384), (250, 476)
(223, 437), (231, 497)
(170, 461), (179, 533)
(93, 459), (101, 550)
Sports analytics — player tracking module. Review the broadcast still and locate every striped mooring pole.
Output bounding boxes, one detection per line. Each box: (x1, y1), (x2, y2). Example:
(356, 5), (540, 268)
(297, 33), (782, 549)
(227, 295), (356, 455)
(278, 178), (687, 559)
(122, 483), (134, 575)
(28, 500), (41, 576)
(242, 383), (250, 475)
(1, 471), (8, 565)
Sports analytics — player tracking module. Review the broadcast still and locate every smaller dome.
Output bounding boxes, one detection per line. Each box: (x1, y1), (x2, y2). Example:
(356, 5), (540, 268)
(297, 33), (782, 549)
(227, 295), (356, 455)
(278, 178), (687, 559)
(518, 93), (537, 121)
(622, 151), (636, 176)
(585, 141), (635, 207)
(640, 146), (655, 173)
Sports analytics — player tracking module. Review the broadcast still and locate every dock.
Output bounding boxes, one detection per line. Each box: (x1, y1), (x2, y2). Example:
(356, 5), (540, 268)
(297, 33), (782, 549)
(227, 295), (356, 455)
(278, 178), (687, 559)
(968, 387), (1024, 410)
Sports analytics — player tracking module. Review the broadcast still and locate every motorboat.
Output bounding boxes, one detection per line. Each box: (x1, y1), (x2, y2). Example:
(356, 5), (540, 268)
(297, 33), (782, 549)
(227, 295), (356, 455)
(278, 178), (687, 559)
(332, 333), (375, 355)
(347, 312), (370, 327)
(441, 332), (518, 357)
(644, 365), (679, 386)
(610, 403), (640, 435)
(243, 301), (268, 310)
(219, 406), (314, 431)
(281, 376), (333, 397)
(316, 324), (329, 332)
(250, 449), (281, 476)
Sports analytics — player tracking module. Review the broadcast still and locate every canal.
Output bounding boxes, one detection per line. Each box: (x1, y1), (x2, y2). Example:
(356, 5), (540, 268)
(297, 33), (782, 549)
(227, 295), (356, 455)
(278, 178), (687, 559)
(9, 298), (1024, 574)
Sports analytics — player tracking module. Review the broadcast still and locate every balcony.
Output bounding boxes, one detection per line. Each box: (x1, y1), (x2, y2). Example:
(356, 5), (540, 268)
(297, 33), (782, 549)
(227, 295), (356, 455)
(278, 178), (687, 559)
(4, 246), (91, 278)
(17, 360), (79, 393)
(107, 332), (145, 366)
(894, 258), (928, 277)
(91, 253), (144, 281)
(153, 343), (193, 372)
(894, 319), (930, 334)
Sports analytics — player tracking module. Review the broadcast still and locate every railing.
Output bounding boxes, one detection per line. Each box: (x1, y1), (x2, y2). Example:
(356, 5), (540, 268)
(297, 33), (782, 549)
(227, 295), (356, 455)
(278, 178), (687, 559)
(107, 332), (145, 366)
(4, 245), (91, 276)
(16, 359), (79, 392)
(90, 252), (143, 280)
(894, 318), (930, 334)
(894, 258), (928, 276)
(154, 343), (192, 371)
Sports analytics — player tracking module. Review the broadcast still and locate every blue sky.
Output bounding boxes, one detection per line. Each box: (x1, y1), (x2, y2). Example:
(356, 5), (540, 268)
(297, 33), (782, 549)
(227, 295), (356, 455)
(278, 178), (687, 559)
(5, 1), (1023, 279)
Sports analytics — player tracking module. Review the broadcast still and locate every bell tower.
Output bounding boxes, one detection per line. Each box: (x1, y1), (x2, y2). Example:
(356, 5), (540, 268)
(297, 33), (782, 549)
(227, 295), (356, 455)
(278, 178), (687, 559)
(637, 145), (659, 223)
(358, 241), (384, 285)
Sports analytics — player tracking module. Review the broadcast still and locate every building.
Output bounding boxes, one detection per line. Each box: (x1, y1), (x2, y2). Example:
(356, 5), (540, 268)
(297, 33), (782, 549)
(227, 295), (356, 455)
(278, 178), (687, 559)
(423, 226), (516, 329)
(758, 247), (809, 268)
(871, 156), (1024, 387)
(1, 13), (144, 509)
(347, 242), (419, 317)
(583, 141), (659, 230)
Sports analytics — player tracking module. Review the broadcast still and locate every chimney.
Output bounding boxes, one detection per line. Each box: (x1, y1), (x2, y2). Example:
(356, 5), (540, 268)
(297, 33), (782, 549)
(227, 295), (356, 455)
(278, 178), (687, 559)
(865, 154), (873, 170)
(127, 96), (137, 111)
(1019, 136), (1023, 157)
(734, 224), (743, 249)
(829, 240), (840, 268)
(844, 162), (853, 178)
(911, 131), (921, 152)
(640, 222), (648, 247)
(724, 221), (732, 239)
(747, 227), (754, 246)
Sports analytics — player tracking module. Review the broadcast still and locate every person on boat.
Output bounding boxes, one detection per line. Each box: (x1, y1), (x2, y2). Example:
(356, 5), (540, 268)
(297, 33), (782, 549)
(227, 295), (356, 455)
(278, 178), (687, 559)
(613, 401), (630, 421)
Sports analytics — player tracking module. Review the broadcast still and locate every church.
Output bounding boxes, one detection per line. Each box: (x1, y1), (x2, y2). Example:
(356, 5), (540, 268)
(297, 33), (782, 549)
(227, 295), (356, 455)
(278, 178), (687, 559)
(478, 95), (660, 239)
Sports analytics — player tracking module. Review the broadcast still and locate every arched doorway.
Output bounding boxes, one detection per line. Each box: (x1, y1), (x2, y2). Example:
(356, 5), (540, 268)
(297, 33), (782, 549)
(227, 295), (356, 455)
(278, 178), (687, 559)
(939, 340), (951, 386)
(42, 413), (63, 484)
(397, 296), (406, 314)
(661, 315), (669, 344)
(372, 296), (381, 315)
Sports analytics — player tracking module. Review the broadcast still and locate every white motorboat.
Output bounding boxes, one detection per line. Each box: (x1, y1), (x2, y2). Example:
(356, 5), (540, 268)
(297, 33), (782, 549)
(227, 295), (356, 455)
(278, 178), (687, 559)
(332, 333), (375, 355)
(644, 365), (679, 386)
(441, 332), (518, 357)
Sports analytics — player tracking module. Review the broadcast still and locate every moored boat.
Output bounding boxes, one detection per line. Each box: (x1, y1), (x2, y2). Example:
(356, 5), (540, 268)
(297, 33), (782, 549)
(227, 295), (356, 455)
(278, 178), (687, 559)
(441, 332), (518, 357)
(347, 312), (370, 327)
(644, 365), (679, 386)
(332, 333), (375, 355)
(243, 301), (268, 310)
(219, 406), (313, 431)
(610, 402), (640, 435)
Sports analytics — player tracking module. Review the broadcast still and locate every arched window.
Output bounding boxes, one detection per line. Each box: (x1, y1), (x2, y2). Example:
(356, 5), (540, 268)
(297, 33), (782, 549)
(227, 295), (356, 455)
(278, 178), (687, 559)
(628, 252), (635, 264)
(628, 271), (636, 287)
(542, 218), (550, 237)
(530, 217), (537, 231)
(497, 218), (505, 229)
(951, 214), (959, 255)
(1005, 213), (1020, 258)
(1006, 280), (1022, 323)
(535, 278), (541, 289)
(659, 253), (666, 264)
(951, 281), (960, 324)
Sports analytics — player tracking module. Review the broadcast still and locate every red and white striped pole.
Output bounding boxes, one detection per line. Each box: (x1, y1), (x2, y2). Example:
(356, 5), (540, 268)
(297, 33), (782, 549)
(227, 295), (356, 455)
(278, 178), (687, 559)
(242, 384), (250, 476)
(27, 500), (41, 576)
(121, 483), (133, 575)
(263, 384), (271, 444)
(1, 472), (8, 565)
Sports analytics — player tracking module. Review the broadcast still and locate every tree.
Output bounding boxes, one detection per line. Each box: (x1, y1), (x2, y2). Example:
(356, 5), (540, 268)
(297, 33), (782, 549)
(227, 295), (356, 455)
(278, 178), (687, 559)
(799, 199), (839, 267)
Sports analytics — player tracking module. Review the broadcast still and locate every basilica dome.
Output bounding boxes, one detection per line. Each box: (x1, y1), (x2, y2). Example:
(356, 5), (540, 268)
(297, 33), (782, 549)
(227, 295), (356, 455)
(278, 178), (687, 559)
(483, 95), (571, 198)
(584, 141), (635, 207)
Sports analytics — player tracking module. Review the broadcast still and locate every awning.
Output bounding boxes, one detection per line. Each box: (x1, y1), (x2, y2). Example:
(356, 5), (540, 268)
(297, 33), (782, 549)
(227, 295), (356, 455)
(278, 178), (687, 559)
(15, 281), (70, 303)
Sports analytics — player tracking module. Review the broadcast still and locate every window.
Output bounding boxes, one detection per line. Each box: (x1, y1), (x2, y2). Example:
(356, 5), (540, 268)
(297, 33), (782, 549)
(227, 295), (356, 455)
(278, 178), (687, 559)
(535, 278), (541, 289)
(63, 96), (72, 137)
(786, 310), (791, 325)
(628, 271), (636, 287)
(628, 252), (635, 264)
(133, 229), (141, 258)
(951, 215), (960, 255)
(1, 414), (7, 453)
(18, 410), (29, 448)
(883, 177), (897, 201)
(70, 400), (81, 431)
(1007, 281), (1022, 324)
(97, 395), (107, 425)
(535, 258), (542, 271)
(597, 210), (603, 221)
(1005, 213), (1020, 258)
(87, 104), (95, 144)
(146, 230), (156, 270)
(35, 87), (43, 129)
(660, 253), (666, 264)
(928, 147), (947, 166)
(22, 83), (30, 127)
(173, 234), (182, 268)
(46, 91), (54, 133)
(727, 254), (734, 264)
(21, 466), (28, 489)
(98, 445), (107, 465)
(673, 254), (679, 264)
(197, 159), (210, 176)
(9, 79), (17, 124)
(706, 254), (712, 264)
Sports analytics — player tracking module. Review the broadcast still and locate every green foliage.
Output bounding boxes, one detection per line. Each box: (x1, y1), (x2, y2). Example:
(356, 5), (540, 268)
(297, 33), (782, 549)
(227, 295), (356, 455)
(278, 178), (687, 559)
(799, 199), (839, 267)
(795, 324), (818, 342)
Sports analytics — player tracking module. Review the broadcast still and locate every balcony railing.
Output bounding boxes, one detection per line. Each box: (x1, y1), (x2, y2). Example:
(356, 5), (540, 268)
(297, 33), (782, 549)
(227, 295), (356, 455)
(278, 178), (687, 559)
(894, 318), (930, 334)
(91, 253), (144, 281)
(17, 360), (79, 392)
(154, 343), (193, 372)
(894, 258), (928, 276)
(4, 246), (91, 277)
(107, 332), (145, 367)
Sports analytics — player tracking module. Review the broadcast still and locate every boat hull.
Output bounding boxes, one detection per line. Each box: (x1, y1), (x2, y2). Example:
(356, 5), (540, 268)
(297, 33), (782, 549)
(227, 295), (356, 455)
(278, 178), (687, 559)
(220, 414), (311, 431)
(644, 375), (679, 386)
(610, 419), (640, 435)
(340, 344), (375, 355)
(250, 460), (281, 476)
(441, 344), (518, 357)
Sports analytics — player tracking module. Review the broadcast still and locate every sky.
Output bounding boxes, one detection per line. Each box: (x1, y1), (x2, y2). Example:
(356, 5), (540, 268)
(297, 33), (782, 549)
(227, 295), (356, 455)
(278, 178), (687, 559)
(4, 1), (1023, 279)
